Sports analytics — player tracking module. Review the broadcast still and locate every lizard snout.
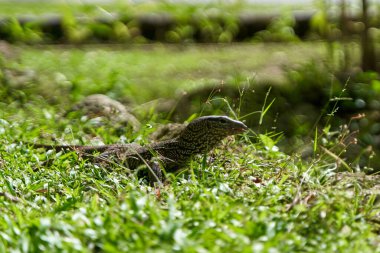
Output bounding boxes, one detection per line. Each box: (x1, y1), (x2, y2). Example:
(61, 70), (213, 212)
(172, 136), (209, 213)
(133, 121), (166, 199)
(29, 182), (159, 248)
(229, 121), (248, 134)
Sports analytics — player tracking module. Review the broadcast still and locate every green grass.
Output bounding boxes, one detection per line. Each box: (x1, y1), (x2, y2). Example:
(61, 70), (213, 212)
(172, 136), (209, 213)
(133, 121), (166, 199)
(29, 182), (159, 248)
(7, 43), (326, 105)
(1, 104), (379, 252)
(1, 43), (379, 252)
(0, 1), (314, 17)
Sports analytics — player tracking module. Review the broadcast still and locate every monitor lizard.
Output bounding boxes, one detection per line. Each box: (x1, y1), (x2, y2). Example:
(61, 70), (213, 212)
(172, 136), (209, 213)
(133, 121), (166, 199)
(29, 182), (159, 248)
(29, 115), (248, 183)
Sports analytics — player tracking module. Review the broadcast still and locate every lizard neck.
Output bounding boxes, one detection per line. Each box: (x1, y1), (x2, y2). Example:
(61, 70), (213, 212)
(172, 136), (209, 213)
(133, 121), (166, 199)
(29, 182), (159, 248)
(175, 127), (227, 155)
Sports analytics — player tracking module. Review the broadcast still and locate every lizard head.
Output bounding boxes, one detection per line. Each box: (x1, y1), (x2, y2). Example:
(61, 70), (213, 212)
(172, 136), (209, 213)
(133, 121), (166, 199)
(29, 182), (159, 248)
(178, 115), (248, 147)
(198, 115), (248, 135)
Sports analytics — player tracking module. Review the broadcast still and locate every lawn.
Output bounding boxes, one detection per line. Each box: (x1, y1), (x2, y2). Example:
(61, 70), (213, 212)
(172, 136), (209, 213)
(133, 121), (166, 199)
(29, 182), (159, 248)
(0, 1), (314, 17)
(1, 42), (379, 252)
(6, 43), (326, 104)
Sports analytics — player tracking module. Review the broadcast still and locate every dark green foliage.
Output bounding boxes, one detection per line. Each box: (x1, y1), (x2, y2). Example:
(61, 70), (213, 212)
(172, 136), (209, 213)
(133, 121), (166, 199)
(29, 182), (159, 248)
(0, 2), (305, 44)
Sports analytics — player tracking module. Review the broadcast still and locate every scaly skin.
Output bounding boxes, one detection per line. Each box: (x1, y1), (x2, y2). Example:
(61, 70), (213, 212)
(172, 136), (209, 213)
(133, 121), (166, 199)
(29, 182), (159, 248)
(31, 116), (248, 179)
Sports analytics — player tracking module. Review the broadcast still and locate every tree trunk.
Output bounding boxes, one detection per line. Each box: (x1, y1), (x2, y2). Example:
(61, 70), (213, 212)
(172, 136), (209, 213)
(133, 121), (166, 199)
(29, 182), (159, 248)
(361, 0), (377, 71)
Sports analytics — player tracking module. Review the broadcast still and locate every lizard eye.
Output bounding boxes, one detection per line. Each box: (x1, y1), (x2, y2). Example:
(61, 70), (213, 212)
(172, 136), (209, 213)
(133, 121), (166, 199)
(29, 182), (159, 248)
(219, 118), (227, 124)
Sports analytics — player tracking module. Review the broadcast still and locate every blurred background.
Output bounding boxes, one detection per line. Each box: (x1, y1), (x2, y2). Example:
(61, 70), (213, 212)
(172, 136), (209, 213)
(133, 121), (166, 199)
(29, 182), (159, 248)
(0, 0), (379, 170)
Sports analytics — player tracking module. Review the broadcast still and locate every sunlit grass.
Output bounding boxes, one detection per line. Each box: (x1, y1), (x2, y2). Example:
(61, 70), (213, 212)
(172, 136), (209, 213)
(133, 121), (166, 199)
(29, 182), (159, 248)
(0, 1), (314, 17)
(0, 106), (379, 252)
(0, 43), (379, 252)
(8, 43), (326, 104)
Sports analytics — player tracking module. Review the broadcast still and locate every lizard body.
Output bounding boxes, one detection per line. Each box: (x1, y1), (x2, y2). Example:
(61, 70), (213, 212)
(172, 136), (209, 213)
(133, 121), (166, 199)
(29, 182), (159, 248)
(30, 116), (248, 179)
